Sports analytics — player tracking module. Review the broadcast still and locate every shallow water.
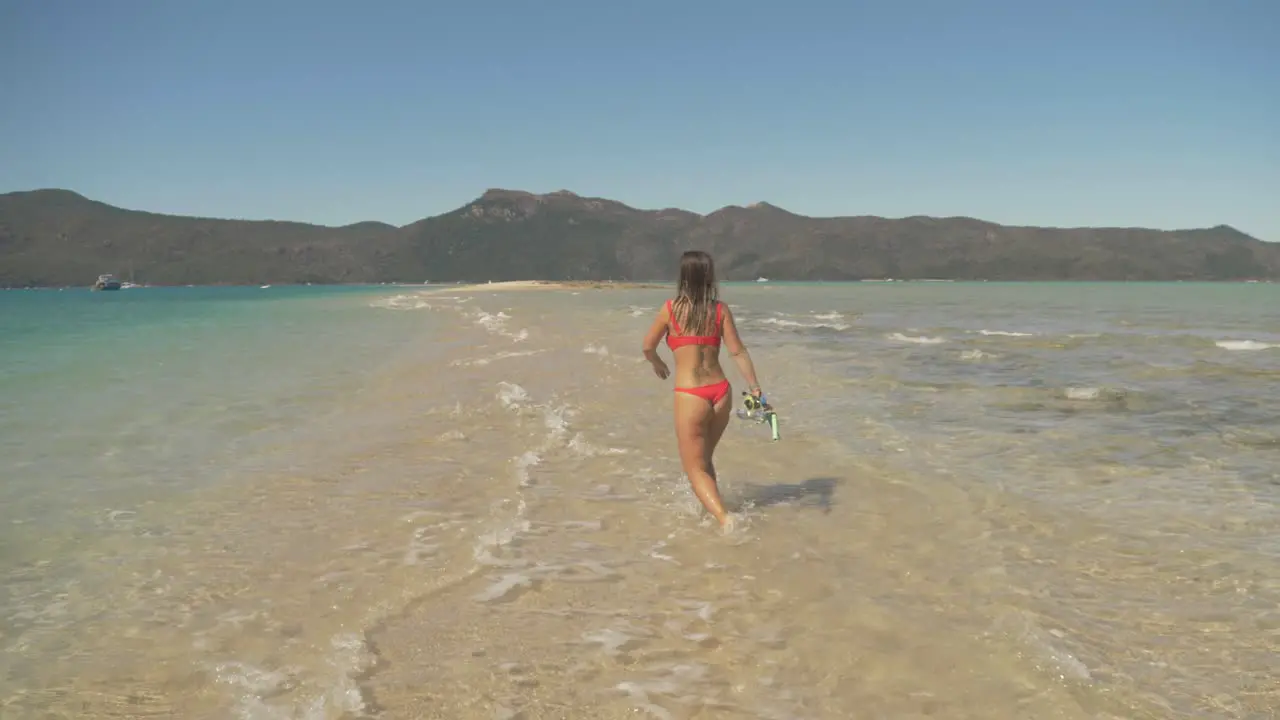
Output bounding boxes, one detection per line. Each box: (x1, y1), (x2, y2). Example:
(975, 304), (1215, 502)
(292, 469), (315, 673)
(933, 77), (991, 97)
(1, 283), (1276, 718)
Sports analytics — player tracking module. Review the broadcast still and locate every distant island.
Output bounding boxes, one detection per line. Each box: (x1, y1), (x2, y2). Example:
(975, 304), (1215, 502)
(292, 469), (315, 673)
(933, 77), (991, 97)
(1, 188), (1276, 287)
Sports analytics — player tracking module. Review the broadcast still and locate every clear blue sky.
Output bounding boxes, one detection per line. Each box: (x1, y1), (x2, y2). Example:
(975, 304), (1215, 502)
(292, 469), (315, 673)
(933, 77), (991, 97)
(2, 0), (1276, 239)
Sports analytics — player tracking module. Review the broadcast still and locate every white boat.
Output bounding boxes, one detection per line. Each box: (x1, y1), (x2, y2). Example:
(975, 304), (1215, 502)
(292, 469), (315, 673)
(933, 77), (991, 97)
(91, 274), (121, 291)
(756, 277), (769, 283)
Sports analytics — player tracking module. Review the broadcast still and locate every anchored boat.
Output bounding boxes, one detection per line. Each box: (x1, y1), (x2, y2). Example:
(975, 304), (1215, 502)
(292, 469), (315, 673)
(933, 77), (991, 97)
(92, 274), (122, 291)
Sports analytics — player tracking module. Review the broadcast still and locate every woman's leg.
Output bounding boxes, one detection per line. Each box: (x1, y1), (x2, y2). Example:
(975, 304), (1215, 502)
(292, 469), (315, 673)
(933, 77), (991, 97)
(704, 387), (733, 481)
(674, 392), (732, 526)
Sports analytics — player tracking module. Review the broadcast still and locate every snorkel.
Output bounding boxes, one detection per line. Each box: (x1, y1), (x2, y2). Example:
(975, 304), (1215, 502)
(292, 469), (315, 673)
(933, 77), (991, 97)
(738, 391), (780, 441)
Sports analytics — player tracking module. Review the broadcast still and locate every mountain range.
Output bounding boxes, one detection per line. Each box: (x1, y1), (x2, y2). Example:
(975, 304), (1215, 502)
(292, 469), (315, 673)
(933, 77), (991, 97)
(1, 188), (1276, 287)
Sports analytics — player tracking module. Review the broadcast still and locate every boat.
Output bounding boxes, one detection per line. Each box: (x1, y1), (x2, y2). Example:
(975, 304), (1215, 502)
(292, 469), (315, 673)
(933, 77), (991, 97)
(92, 274), (122, 291)
(756, 277), (769, 283)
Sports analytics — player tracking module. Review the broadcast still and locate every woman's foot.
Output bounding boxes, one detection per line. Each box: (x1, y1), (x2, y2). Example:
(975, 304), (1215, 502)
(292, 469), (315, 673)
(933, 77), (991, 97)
(718, 513), (737, 535)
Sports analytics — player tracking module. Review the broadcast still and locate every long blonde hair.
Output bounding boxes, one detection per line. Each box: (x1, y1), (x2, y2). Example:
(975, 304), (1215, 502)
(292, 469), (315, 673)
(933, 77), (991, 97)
(671, 250), (719, 336)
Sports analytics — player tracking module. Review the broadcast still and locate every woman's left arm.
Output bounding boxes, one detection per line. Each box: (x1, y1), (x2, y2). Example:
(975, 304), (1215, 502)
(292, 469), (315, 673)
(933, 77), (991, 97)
(641, 306), (671, 379)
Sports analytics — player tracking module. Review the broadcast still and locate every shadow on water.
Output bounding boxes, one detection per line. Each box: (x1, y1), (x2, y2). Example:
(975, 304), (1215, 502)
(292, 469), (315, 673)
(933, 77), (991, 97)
(737, 477), (840, 514)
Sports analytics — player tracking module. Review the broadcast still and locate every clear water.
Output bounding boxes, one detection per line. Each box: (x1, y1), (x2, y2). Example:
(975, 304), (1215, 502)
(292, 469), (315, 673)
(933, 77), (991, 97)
(2, 286), (432, 527)
(1, 282), (1276, 719)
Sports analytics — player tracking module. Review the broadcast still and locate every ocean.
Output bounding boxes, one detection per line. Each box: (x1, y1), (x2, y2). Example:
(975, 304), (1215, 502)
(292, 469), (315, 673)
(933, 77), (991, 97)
(1, 282), (1276, 719)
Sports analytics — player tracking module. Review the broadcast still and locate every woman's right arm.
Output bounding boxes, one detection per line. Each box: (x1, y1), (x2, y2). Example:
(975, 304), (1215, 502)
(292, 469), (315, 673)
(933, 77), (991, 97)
(641, 304), (671, 379)
(721, 306), (762, 395)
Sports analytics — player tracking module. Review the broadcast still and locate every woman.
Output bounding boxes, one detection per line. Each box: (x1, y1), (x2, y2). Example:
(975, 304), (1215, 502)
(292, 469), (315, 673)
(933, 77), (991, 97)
(641, 250), (766, 530)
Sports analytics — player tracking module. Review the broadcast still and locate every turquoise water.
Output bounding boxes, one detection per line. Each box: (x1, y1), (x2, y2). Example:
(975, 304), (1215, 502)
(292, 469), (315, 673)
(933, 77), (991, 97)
(1, 285), (440, 566)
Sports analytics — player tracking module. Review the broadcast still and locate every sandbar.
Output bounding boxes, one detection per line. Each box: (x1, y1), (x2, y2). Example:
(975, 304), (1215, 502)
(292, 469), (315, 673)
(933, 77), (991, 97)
(448, 280), (668, 292)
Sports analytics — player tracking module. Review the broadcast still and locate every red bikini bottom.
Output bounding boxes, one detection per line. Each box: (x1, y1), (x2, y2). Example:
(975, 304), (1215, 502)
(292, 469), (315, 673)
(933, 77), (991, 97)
(674, 379), (730, 405)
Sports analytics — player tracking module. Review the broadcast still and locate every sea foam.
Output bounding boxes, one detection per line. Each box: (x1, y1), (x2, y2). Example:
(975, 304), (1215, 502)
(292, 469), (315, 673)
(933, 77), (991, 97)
(1216, 340), (1278, 351)
(888, 332), (946, 345)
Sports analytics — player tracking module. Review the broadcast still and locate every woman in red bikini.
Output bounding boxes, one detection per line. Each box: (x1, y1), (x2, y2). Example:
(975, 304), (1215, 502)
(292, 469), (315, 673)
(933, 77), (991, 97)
(641, 250), (765, 530)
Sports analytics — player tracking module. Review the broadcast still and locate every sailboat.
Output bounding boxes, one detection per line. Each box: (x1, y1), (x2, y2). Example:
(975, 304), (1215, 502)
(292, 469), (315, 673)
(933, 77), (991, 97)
(120, 263), (141, 288)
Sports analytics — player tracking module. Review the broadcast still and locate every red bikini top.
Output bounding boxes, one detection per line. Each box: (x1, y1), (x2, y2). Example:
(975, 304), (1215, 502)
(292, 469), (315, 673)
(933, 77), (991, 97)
(665, 299), (724, 350)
